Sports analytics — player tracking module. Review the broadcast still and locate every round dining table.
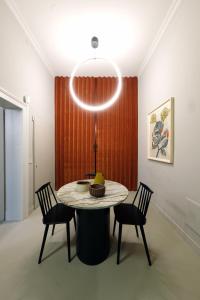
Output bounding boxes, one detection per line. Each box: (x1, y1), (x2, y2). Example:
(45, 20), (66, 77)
(57, 180), (128, 265)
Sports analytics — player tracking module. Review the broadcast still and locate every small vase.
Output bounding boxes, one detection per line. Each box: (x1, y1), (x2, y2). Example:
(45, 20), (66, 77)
(94, 172), (105, 185)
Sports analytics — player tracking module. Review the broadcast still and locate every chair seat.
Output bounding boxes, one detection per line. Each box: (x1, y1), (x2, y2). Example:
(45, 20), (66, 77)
(43, 203), (75, 225)
(114, 203), (146, 225)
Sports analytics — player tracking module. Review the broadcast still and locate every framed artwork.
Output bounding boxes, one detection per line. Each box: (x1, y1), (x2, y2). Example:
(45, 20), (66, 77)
(148, 98), (174, 163)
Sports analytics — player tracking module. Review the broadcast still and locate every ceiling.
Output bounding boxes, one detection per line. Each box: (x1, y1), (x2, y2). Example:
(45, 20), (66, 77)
(13, 0), (173, 76)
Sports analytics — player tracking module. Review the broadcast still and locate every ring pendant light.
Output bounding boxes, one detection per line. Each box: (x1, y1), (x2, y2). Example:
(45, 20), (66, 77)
(69, 37), (122, 112)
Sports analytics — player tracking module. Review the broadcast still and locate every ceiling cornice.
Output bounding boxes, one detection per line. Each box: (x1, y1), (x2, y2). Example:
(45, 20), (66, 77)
(4, 0), (55, 77)
(138, 0), (182, 76)
(0, 85), (24, 107)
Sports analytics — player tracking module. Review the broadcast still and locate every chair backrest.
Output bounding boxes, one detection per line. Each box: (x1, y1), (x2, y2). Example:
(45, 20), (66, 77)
(132, 182), (154, 217)
(35, 182), (57, 217)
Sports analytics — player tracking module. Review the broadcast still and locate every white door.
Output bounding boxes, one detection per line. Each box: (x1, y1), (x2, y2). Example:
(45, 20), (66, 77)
(0, 107), (5, 222)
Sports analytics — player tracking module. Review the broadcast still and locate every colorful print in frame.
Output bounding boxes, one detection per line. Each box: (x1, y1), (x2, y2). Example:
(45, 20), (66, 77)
(148, 98), (174, 163)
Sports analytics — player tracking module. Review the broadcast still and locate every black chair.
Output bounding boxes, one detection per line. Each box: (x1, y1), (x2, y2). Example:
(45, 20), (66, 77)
(35, 182), (76, 264)
(113, 182), (153, 265)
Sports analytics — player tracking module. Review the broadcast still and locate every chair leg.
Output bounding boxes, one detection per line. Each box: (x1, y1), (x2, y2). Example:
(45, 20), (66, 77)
(66, 222), (71, 262)
(38, 224), (49, 264)
(52, 224), (55, 236)
(139, 225), (152, 266)
(117, 223), (122, 265)
(135, 225), (139, 238)
(113, 216), (116, 236)
(73, 216), (76, 231)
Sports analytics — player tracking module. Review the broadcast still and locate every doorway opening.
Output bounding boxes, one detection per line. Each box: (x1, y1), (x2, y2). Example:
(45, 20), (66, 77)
(0, 90), (30, 221)
(0, 107), (5, 222)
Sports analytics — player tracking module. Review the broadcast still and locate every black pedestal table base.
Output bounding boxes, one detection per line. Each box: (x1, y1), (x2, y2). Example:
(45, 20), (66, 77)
(76, 208), (110, 265)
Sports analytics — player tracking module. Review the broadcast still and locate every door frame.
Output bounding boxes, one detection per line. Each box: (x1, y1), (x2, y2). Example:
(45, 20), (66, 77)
(0, 108), (5, 222)
(0, 86), (30, 220)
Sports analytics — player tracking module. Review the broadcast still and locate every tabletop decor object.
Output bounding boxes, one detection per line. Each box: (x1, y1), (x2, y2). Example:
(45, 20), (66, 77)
(75, 181), (90, 192)
(89, 184), (105, 198)
(94, 172), (105, 185)
(148, 97), (174, 163)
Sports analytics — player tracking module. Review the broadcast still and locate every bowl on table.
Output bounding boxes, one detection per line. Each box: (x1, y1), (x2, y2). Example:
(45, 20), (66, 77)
(75, 181), (90, 192)
(89, 184), (105, 198)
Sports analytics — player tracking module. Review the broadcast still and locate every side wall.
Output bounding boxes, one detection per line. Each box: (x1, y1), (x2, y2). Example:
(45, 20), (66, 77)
(0, 0), (54, 215)
(139, 0), (200, 247)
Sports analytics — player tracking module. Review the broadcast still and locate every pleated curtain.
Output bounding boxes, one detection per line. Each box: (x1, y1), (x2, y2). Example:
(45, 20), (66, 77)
(55, 76), (138, 190)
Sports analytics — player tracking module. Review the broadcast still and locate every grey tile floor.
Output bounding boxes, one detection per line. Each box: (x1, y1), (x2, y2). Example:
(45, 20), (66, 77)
(0, 199), (200, 300)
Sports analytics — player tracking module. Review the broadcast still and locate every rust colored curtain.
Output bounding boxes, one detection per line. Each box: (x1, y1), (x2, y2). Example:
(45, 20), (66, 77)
(55, 76), (138, 190)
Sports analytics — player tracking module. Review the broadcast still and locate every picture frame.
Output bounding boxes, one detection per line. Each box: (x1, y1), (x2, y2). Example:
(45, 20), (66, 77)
(147, 98), (174, 163)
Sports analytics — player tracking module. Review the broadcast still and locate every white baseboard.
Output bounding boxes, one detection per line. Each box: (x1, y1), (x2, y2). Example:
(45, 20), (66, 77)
(153, 202), (200, 256)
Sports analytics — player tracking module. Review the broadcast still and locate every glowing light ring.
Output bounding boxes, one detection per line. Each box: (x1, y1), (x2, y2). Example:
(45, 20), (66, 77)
(69, 58), (122, 112)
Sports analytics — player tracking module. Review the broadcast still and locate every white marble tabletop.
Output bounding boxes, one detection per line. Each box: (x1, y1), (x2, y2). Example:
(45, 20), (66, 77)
(57, 180), (129, 209)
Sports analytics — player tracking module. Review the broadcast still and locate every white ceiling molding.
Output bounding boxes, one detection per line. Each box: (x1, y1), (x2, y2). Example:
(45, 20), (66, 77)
(4, 0), (55, 76)
(0, 86), (25, 108)
(138, 0), (182, 76)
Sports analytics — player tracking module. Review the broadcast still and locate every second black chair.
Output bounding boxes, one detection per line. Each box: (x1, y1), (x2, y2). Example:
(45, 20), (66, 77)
(113, 182), (153, 265)
(35, 182), (76, 264)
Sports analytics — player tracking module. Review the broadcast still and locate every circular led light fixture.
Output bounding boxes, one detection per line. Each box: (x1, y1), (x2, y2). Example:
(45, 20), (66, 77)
(69, 57), (122, 112)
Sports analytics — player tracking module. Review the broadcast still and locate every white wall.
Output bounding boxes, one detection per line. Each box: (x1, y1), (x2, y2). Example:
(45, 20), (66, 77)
(0, 0), (54, 215)
(139, 0), (200, 248)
